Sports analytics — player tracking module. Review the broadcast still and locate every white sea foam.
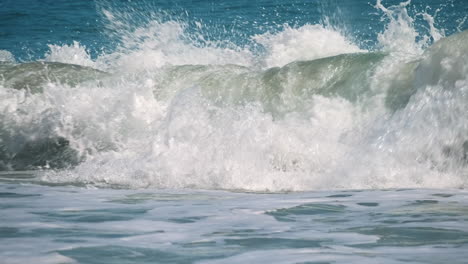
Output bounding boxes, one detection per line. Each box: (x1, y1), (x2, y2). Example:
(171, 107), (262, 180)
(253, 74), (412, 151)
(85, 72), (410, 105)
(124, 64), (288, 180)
(40, 33), (468, 190)
(45, 42), (95, 68)
(253, 24), (364, 68)
(0, 50), (15, 63)
(1, 1), (467, 191)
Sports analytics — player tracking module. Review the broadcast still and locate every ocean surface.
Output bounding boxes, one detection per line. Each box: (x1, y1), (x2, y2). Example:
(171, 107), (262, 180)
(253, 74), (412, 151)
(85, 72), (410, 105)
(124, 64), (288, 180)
(1, 0), (468, 263)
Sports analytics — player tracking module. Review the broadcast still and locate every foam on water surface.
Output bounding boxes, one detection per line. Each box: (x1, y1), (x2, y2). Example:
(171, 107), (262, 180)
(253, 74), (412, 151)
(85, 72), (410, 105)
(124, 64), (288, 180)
(1, 183), (468, 263)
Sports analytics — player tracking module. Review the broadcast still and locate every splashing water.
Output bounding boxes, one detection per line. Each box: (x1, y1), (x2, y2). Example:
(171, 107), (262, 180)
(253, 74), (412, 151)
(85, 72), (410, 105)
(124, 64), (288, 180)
(0, 0), (467, 192)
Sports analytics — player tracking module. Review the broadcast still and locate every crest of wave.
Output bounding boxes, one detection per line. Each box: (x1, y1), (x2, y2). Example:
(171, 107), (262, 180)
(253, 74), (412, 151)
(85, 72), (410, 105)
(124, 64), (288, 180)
(42, 2), (365, 71)
(253, 24), (364, 68)
(95, 6), (256, 71)
(45, 42), (95, 68)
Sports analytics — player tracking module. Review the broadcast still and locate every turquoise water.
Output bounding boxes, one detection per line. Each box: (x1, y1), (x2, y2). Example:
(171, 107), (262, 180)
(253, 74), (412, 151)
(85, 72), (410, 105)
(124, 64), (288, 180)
(1, 177), (468, 263)
(1, 0), (468, 262)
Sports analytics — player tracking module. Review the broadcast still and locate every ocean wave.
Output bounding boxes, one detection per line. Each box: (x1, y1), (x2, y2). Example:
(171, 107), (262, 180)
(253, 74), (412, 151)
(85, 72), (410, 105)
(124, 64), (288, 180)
(1, 1), (467, 191)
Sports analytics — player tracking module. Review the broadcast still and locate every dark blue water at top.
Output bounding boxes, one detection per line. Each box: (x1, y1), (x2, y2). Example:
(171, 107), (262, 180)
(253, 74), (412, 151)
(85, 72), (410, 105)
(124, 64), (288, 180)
(1, 0), (467, 61)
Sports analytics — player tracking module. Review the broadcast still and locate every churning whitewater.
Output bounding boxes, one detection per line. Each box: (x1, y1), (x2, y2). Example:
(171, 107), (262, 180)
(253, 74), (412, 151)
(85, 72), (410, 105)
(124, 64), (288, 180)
(0, 0), (467, 191)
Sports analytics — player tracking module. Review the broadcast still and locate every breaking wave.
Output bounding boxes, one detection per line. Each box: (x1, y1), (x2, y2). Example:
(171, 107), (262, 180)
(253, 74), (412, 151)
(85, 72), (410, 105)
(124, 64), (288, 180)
(1, 1), (467, 191)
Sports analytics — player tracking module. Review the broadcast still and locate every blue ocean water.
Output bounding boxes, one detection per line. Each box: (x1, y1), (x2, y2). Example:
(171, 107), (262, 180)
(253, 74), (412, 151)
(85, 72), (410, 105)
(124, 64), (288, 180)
(1, 0), (468, 263)
(1, 0), (467, 60)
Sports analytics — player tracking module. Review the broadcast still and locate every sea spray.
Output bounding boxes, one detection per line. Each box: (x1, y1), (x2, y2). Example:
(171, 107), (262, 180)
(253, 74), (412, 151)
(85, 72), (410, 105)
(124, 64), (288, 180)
(253, 25), (363, 67)
(0, 0), (467, 191)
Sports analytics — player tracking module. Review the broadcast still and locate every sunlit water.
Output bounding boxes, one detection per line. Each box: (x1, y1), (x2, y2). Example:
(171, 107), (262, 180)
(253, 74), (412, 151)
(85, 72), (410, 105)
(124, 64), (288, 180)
(1, 0), (468, 262)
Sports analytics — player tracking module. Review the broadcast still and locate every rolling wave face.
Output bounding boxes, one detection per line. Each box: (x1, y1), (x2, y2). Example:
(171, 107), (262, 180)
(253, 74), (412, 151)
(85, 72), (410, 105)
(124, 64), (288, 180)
(153, 52), (387, 115)
(1, 1), (467, 191)
(0, 62), (108, 92)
